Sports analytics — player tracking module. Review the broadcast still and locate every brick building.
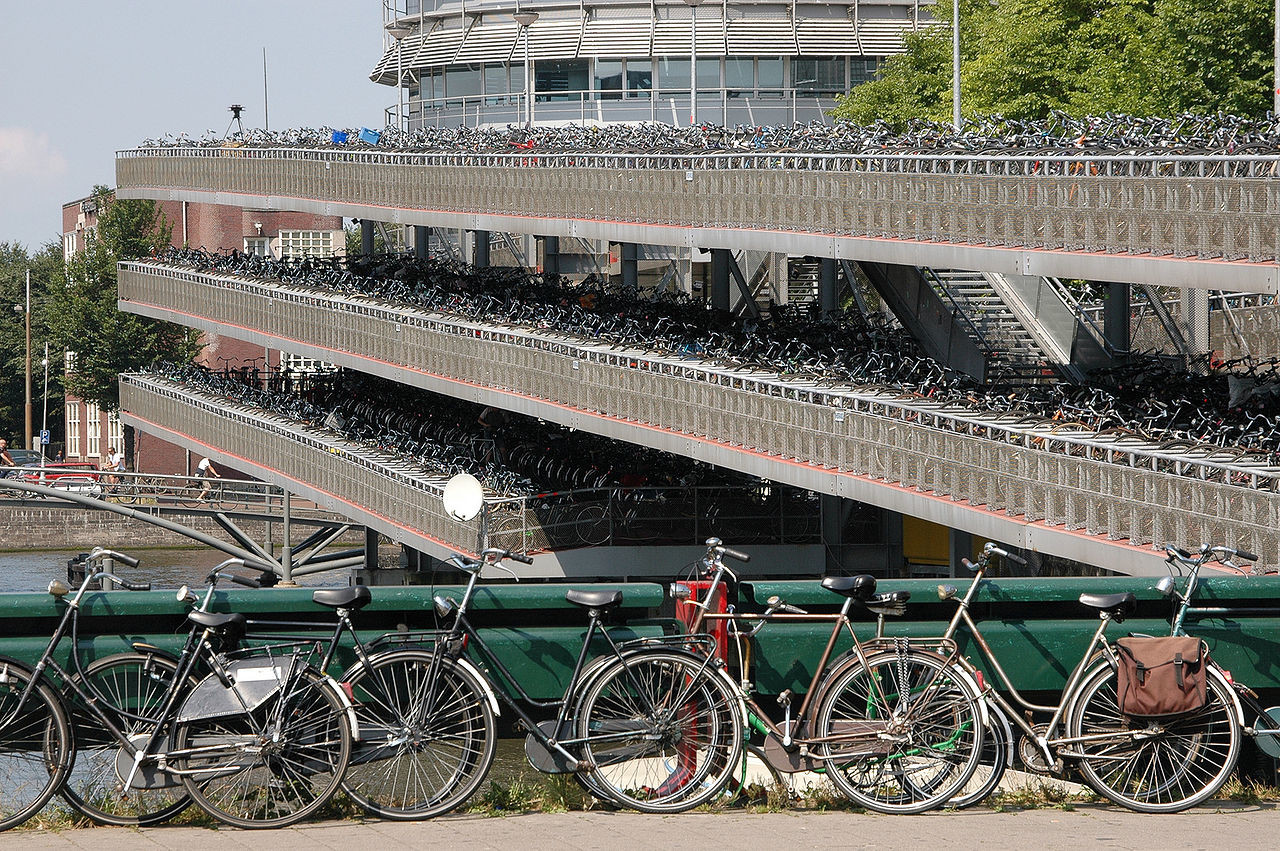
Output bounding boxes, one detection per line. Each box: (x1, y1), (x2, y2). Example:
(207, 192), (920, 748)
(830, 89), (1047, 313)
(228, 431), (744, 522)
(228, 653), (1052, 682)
(60, 193), (343, 473)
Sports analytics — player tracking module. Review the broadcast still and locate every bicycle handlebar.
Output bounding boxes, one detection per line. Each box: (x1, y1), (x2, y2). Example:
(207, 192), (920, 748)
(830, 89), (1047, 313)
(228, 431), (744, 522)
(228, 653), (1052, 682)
(88, 547), (140, 568)
(92, 572), (151, 592)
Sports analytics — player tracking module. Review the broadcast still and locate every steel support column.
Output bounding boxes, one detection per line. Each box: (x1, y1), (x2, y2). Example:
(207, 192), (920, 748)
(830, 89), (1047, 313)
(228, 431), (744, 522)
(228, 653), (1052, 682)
(543, 236), (560, 276)
(359, 220), (375, 256)
(621, 242), (638, 289)
(414, 225), (430, 259)
(710, 248), (732, 314)
(473, 230), (490, 267)
(1103, 281), (1131, 360)
(819, 257), (839, 315)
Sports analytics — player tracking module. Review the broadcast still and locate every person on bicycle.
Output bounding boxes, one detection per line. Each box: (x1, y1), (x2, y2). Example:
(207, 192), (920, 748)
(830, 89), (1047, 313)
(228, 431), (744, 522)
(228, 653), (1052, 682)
(0, 439), (14, 478)
(196, 456), (221, 500)
(104, 446), (125, 491)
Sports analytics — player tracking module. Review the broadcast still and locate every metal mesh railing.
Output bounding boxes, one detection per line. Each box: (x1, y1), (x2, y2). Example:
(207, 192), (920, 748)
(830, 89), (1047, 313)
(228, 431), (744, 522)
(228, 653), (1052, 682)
(119, 262), (1280, 564)
(116, 148), (1280, 264)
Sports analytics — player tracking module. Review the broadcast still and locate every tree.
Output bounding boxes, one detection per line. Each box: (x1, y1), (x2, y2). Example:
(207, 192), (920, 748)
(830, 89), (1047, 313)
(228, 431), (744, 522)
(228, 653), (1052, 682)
(0, 240), (64, 451)
(833, 0), (1274, 124)
(45, 187), (202, 413)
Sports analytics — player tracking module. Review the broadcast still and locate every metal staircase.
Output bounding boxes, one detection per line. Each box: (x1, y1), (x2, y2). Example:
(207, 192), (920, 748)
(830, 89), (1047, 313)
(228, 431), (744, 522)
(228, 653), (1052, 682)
(925, 270), (1056, 383)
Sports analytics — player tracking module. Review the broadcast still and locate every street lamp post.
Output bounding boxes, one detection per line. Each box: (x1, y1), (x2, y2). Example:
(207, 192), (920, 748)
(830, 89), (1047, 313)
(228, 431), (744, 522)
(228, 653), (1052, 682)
(952, 0), (961, 130)
(514, 12), (539, 128)
(14, 271), (32, 451)
(683, 0), (703, 127)
(387, 23), (412, 130)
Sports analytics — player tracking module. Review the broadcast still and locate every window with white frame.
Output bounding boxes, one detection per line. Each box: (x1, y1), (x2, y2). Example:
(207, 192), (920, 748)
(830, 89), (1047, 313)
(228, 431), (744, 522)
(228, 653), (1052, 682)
(63, 232), (77, 261)
(66, 403), (81, 457)
(244, 237), (271, 257)
(278, 230), (333, 259)
(278, 352), (333, 374)
(65, 351), (77, 373)
(107, 410), (123, 454)
(85, 402), (101, 458)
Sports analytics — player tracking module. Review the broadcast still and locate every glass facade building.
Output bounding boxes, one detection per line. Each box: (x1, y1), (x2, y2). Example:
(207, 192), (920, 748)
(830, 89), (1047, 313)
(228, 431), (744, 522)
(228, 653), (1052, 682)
(374, 1), (937, 127)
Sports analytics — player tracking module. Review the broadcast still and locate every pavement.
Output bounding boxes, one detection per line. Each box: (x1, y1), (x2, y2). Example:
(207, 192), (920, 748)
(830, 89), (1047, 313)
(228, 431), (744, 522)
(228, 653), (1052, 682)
(6, 805), (1279, 851)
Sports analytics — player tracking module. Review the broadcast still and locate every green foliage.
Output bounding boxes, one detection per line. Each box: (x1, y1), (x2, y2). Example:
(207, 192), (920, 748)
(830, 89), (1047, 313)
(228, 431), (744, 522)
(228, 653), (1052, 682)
(46, 187), (202, 412)
(0, 240), (64, 448)
(834, 0), (1274, 124)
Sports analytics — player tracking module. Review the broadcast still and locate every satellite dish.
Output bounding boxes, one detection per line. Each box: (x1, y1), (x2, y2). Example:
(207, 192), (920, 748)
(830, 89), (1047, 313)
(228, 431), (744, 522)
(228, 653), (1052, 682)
(442, 473), (485, 522)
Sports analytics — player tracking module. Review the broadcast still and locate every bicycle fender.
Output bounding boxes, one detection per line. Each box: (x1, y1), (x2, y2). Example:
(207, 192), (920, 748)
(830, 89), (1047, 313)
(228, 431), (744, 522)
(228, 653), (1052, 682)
(320, 673), (361, 741)
(453, 656), (502, 718)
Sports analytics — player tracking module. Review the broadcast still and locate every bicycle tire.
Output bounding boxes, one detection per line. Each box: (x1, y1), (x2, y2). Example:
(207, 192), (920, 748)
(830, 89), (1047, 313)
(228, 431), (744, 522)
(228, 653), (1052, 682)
(60, 652), (196, 826)
(573, 650), (742, 813)
(340, 651), (496, 820)
(1068, 663), (1240, 813)
(949, 699), (1012, 808)
(173, 667), (351, 829)
(814, 647), (984, 814)
(0, 660), (73, 831)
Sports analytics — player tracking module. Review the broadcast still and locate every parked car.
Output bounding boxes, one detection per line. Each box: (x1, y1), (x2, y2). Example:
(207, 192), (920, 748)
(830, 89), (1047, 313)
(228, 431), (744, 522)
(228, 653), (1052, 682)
(16, 460), (104, 497)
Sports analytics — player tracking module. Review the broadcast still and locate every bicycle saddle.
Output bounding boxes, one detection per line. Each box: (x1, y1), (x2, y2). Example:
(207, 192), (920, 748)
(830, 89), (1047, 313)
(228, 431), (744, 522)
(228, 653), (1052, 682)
(565, 589), (623, 609)
(188, 610), (248, 635)
(821, 574), (877, 601)
(312, 585), (372, 611)
(1078, 591), (1137, 620)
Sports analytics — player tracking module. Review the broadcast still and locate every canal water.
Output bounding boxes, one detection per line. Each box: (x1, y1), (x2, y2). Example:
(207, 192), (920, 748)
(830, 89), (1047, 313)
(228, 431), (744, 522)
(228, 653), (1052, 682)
(0, 548), (350, 593)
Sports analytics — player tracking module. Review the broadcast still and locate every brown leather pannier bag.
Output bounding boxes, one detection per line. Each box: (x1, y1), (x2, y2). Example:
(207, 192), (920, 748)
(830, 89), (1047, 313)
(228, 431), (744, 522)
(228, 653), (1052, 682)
(1114, 636), (1208, 717)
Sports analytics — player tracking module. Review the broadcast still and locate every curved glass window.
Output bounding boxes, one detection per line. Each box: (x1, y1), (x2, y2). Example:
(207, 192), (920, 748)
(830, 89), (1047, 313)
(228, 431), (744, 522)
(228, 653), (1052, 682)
(536, 59), (588, 101)
(596, 59), (623, 100)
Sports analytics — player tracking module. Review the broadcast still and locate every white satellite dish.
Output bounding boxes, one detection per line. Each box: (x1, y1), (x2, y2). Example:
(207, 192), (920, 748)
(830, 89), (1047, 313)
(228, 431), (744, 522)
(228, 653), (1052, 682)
(442, 473), (485, 522)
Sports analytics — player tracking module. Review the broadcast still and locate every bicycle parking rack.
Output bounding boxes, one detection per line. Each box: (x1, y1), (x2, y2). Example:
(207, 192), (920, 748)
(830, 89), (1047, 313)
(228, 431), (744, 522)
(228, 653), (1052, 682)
(116, 147), (1280, 291)
(118, 262), (1280, 572)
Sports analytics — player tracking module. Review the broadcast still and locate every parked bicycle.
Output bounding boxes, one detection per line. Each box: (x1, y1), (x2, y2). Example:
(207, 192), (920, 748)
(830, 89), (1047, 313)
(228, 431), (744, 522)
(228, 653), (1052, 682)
(934, 542), (1240, 812)
(394, 544), (744, 814)
(0, 549), (353, 831)
(1157, 544), (1280, 779)
(665, 538), (987, 813)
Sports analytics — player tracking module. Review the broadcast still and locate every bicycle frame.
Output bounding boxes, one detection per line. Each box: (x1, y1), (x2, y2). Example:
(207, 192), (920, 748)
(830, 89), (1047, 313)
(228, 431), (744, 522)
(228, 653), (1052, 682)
(937, 546), (1135, 770)
(682, 542), (976, 768)
(417, 551), (697, 771)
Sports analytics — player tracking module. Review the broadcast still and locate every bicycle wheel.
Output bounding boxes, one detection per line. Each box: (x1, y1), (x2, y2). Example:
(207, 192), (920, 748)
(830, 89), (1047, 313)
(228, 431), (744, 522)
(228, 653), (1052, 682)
(340, 651), (496, 820)
(1067, 663), (1240, 812)
(814, 647), (984, 814)
(0, 661), (72, 831)
(950, 699), (1012, 808)
(573, 650), (742, 813)
(173, 667), (351, 829)
(61, 652), (195, 826)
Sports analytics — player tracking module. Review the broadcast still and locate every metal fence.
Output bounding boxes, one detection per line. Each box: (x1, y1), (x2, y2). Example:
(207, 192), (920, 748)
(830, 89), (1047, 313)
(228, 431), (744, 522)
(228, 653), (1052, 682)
(116, 148), (1280, 264)
(121, 375), (823, 556)
(119, 262), (1280, 565)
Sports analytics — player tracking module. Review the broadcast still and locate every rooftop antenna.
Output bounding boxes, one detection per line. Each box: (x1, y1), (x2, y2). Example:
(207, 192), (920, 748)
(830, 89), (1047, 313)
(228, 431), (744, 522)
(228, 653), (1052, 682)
(224, 104), (246, 139)
(262, 49), (270, 132)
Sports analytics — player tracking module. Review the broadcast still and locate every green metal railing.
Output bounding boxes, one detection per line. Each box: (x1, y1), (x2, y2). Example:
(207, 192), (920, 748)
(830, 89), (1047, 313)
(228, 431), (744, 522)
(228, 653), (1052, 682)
(2, 577), (1277, 700)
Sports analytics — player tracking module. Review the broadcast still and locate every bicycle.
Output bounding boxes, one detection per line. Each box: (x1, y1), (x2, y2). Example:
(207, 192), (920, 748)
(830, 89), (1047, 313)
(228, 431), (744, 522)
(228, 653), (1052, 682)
(1157, 544), (1280, 781)
(0, 550), (353, 831)
(397, 546), (744, 814)
(665, 538), (987, 814)
(934, 542), (1241, 812)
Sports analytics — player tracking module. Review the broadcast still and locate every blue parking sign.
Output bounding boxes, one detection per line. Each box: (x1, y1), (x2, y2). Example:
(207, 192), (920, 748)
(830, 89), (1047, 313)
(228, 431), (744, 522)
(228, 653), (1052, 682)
(39, 429), (49, 445)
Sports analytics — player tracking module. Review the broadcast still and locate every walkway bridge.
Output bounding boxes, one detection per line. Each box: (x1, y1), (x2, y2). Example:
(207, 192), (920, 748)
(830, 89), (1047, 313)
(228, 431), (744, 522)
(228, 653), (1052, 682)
(118, 261), (1280, 575)
(0, 474), (365, 582)
(116, 147), (1280, 292)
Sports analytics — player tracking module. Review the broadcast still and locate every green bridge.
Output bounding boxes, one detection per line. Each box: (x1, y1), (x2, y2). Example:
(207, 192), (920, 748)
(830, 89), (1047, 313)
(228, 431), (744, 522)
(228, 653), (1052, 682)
(4, 574), (1279, 703)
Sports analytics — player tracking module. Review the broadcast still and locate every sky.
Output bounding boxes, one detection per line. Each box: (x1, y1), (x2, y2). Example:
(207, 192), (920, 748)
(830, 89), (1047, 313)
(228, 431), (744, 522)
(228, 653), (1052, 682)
(0, 1), (389, 252)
